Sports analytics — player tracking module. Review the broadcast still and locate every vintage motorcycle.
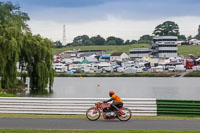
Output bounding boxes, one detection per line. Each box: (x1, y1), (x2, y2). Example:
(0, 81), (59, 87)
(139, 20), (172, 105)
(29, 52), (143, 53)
(86, 101), (132, 121)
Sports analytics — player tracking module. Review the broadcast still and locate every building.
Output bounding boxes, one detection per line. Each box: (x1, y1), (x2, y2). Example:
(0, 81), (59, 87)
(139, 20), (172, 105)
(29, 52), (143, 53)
(78, 50), (106, 57)
(129, 36), (178, 59)
(61, 51), (77, 59)
(110, 52), (129, 62)
(129, 48), (150, 60)
(151, 36), (178, 58)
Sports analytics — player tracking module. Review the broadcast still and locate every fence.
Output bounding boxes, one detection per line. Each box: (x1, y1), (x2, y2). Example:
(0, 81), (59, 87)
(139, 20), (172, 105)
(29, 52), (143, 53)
(157, 99), (200, 116)
(0, 97), (157, 116)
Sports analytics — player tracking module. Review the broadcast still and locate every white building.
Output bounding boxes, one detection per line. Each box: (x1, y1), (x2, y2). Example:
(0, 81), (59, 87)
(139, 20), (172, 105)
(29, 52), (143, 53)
(151, 36), (178, 58)
(110, 52), (129, 62)
(129, 48), (150, 60)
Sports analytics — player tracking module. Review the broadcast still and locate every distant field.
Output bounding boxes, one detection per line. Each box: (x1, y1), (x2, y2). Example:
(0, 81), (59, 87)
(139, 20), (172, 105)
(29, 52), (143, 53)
(178, 45), (200, 57)
(52, 44), (200, 57)
(52, 44), (149, 55)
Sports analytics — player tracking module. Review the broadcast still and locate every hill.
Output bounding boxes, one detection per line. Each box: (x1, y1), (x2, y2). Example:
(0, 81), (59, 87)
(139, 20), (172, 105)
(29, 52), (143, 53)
(52, 44), (200, 57)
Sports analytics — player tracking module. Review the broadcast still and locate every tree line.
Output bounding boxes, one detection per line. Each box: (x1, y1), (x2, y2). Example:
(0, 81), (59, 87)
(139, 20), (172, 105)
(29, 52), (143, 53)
(0, 2), (54, 94)
(54, 21), (200, 48)
(54, 36), (138, 48)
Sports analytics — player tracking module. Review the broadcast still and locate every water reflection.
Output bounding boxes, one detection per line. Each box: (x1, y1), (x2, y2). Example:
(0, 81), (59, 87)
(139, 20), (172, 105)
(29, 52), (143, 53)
(51, 77), (200, 100)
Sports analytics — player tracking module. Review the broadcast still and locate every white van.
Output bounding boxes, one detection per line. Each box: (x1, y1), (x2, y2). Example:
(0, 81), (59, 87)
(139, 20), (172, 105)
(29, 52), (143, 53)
(175, 65), (186, 72)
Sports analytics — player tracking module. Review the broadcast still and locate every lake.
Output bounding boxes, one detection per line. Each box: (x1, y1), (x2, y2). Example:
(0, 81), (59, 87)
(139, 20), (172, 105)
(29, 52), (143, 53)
(49, 77), (200, 100)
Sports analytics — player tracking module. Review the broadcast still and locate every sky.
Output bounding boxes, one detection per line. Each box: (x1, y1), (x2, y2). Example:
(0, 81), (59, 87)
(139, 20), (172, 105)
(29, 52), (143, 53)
(4, 0), (200, 43)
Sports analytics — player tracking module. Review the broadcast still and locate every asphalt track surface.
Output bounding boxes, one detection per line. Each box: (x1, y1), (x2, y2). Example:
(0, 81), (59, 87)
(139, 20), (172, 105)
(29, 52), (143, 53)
(0, 118), (200, 130)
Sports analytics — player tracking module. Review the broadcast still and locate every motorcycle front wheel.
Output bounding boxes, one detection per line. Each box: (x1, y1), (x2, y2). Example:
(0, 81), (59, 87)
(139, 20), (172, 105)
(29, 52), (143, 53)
(86, 107), (101, 121)
(117, 107), (132, 121)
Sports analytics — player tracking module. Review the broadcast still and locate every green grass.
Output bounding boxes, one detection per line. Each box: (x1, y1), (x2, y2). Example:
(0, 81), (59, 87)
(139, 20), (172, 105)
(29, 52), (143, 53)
(1, 114), (200, 120)
(0, 92), (16, 97)
(52, 44), (200, 57)
(184, 72), (200, 77)
(178, 45), (200, 57)
(0, 114), (86, 118)
(52, 44), (149, 55)
(0, 129), (199, 133)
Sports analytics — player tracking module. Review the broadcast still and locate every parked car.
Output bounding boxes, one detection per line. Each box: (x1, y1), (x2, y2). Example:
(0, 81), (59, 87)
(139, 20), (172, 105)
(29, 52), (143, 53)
(175, 65), (186, 72)
(155, 66), (164, 72)
(96, 69), (103, 74)
(70, 68), (84, 73)
(136, 67), (143, 73)
(168, 66), (175, 72)
(117, 67), (125, 72)
(103, 66), (113, 73)
(192, 66), (200, 72)
(112, 65), (120, 72)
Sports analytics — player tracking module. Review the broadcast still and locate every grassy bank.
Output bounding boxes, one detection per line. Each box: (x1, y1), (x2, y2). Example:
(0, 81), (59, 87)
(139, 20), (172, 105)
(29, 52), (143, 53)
(0, 92), (16, 97)
(52, 44), (149, 55)
(178, 45), (200, 57)
(0, 129), (199, 133)
(52, 45), (200, 57)
(184, 72), (200, 77)
(55, 72), (174, 77)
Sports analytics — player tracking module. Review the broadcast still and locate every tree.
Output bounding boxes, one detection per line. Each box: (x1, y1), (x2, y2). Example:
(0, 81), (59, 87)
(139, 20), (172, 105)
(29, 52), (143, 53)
(106, 36), (124, 45)
(54, 41), (63, 48)
(0, 1), (54, 94)
(20, 34), (54, 94)
(73, 35), (91, 46)
(130, 40), (137, 44)
(138, 34), (153, 44)
(90, 35), (105, 45)
(124, 40), (130, 45)
(153, 21), (179, 36)
(0, 1), (29, 89)
(106, 40), (116, 45)
(178, 35), (187, 41)
(195, 25), (200, 40)
(195, 34), (200, 40)
(187, 35), (193, 41)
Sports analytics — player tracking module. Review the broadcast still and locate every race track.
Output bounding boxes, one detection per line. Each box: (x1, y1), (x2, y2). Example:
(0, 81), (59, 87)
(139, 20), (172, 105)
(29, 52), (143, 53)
(0, 118), (199, 130)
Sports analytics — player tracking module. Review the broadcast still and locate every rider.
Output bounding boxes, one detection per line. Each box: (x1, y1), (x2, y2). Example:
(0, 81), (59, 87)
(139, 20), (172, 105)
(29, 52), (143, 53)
(103, 91), (123, 113)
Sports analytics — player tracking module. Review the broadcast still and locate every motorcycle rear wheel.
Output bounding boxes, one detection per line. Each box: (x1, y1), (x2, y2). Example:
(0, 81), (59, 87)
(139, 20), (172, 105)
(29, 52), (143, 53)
(117, 107), (132, 121)
(86, 107), (101, 121)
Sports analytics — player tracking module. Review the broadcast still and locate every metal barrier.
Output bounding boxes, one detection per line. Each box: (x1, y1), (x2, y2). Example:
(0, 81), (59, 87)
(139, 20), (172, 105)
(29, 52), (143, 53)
(157, 99), (200, 116)
(0, 97), (157, 116)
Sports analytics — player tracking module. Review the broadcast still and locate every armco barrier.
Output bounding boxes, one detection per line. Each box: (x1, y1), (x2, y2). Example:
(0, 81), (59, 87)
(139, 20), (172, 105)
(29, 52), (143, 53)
(157, 99), (200, 116)
(0, 97), (157, 116)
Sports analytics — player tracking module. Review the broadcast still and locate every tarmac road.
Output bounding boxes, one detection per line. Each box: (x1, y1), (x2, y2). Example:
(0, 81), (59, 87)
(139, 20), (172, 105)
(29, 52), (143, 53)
(0, 118), (200, 131)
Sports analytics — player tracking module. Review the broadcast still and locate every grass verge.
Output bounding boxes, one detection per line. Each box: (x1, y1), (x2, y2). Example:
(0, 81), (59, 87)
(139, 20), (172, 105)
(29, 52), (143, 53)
(184, 72), (200, 77)
(0, 129), (199, 133)
(1, 114), (200, 120)
(0, 92), (16, 97)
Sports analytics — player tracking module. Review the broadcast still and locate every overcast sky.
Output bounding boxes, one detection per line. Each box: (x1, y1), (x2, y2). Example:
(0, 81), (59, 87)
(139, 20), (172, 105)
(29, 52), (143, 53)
(6, 0), (200, 43)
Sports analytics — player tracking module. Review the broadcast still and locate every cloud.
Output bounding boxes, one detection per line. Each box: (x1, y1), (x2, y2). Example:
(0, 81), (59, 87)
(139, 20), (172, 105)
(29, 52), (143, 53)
(9, 0), (106, 8)
(5, 0), (200, 42)
(28, 16), (200, 43)
(10, 0), (200, 23)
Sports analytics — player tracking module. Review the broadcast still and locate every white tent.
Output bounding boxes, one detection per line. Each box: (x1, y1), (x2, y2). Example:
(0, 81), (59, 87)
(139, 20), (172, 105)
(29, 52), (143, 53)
(123, 67), (137, 73)
(85, 54), (98, 62)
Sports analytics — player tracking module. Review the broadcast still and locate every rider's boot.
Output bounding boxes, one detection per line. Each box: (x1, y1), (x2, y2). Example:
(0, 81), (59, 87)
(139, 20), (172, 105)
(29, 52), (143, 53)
(112, 104), (122, 114)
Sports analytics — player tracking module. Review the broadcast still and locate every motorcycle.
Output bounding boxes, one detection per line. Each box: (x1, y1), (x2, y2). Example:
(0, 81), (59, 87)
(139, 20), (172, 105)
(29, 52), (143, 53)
(86, 101), (132, 121)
